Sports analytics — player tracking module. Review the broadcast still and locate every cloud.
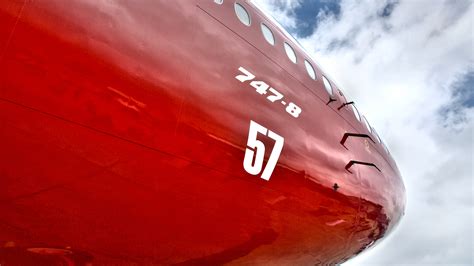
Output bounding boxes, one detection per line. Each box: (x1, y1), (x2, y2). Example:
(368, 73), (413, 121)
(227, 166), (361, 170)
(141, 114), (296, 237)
(253, 0), (302, 30)
(256, 0), (473, 264)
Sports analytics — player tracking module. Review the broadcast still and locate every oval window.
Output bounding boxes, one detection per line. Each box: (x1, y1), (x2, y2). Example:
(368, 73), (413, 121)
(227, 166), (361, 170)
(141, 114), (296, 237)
(234, 3), (251, 26)
(372, 128), (382, 143)
(304, 60), (316, 80)
(261, 23), (275, 45)
(351, 104), (361, 121)
(362, 116), (372, 133)
(284, 42), (297, 63)
(382, 141), (390, 154)
(322, 76), (333, 96)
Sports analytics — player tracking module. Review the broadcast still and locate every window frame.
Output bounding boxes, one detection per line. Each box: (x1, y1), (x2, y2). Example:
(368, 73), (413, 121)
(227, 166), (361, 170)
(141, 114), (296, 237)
(284, 42), (297, 64)
(234, 3), (251, 26)
(322, 75), (334, 96)
(362, 116), (372, 133)
(260, 23), (275, 45)
(304, 60), (316, 80)
(351, 104), (361, 121)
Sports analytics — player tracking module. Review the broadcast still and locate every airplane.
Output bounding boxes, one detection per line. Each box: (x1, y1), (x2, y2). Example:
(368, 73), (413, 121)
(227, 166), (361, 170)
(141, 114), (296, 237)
(0, 0), (406, 265)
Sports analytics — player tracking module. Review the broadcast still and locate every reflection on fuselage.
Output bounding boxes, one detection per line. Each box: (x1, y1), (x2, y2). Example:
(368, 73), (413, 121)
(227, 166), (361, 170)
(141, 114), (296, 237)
(0, 0), (405, 265)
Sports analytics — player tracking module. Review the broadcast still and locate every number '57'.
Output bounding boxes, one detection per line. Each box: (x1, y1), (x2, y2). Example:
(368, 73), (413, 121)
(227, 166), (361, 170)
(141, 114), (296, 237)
(243, 120), (284, 181)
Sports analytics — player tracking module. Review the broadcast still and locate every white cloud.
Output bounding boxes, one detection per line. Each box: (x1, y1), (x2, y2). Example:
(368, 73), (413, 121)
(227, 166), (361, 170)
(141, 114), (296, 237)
(257, 0), (473, 264)
(253, 0), (302, 29)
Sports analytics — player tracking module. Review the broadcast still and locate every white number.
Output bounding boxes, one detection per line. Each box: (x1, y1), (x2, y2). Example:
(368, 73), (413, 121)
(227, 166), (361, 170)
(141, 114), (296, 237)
(266, 88), (283, 102)
(243, 121), (267, 175)
(261, 129), (284, 180)
(243, 120), (284, 181)
(236, 66), (302, 119)
(286, 102), (302, 118)
(235, 66), (255, 82)
(250, 80), (269, 95)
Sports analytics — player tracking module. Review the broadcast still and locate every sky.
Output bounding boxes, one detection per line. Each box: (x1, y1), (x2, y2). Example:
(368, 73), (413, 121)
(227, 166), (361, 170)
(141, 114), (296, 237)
(255, 0), (473, 265)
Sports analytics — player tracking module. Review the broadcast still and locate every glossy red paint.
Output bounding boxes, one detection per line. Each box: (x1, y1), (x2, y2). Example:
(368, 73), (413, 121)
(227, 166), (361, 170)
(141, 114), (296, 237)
(0, 0), (405, 265)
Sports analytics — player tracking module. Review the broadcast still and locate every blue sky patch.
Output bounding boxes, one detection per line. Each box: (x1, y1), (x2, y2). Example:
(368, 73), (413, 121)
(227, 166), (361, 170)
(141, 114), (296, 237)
(278, 0), (398, 37)
(379, 0), (399, 17)
(290, 0), (341, 37)
(454, 71), (474, 108)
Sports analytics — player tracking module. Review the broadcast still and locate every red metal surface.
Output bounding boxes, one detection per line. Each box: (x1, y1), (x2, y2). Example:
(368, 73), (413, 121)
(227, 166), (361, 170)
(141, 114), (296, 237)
(0, 0), (405, 265)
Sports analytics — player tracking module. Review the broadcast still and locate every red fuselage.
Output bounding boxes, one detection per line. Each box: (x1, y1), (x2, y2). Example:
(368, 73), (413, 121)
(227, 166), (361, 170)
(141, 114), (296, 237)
(0, 1), (405, 265)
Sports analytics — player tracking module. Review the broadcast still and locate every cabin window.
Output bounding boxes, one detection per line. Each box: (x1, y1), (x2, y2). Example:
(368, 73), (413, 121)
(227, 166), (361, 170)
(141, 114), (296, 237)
(284, 42), (297, 64)
(304, 60), (316, 80)
(214, 0), (223, 4)
(362, 116), (372, 133)
(351, 104), (361, 121)
(382, 141), (390, 153)
(322, 76), (333, 96)
(261, 23), (275, 45)
(234, 3), (251, 26)
(372, 127), (382, 143)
